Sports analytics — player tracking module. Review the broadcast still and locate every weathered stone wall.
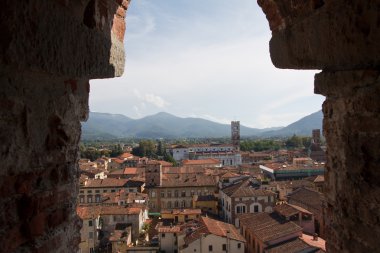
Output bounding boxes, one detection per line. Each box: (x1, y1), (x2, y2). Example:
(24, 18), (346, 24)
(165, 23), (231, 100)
(315, 70), (380, 252)
(0, 0), (129, 252)
(258, 0), (380, 252)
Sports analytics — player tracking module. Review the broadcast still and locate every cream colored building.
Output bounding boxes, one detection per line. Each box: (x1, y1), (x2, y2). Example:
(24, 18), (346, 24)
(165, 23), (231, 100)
(77, 207), (102, 253)
(79, 178), (144, 204)
(179, 216), (245, 253)
(145, 164), (218, 212)
(219, 178), (276, 225)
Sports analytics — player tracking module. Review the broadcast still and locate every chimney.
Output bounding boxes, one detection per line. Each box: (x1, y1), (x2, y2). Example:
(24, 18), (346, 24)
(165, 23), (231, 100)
(313, 233), (318, 241)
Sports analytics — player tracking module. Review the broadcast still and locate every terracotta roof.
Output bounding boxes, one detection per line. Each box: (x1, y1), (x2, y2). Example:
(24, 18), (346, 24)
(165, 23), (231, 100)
(182, 159), (220, 166)
(83, 178), (144, 189)
(111, 158), (125, 164)
(274, 203), (312, 217)
(77, 205), (141, 218)
(220, 172), (241, 179)
(238, 213), (302, 242)
(77, 206), (101, 219)
(161, 209), (202, 215)
(265, 238), (316, 253)
(185, 217), (245, 245)
(222, 179), (276, 198)
(119, 152), (133, 159)
(287, 187), (324, 211)
(161, 174), (217, 188)
(124, 167), (144, 175)
(156, 223), (181, 233)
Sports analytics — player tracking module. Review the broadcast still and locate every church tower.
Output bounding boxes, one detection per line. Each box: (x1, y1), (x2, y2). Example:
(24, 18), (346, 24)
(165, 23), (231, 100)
(231, 121), (240, 151)
(145, 161), (162, 187)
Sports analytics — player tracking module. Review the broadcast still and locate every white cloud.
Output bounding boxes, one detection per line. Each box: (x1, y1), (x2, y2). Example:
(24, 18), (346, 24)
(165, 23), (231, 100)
(144, 93), (170, 108)
(133, 89), (170, 108)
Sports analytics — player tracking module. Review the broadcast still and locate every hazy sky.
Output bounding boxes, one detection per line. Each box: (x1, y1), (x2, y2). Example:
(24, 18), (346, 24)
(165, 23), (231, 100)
(90, 0), (324, 128)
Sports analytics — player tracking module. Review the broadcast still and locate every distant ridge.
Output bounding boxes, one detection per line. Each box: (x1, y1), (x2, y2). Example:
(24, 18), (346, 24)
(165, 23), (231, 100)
(81, 110), (322, 140)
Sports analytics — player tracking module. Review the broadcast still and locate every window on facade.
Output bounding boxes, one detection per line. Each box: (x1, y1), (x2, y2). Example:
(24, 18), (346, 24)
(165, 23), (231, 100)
(152, 190), (156, 198)
(103, 190), (107, 193)
(254, 205), (259, 213)
(111, 189), (115, 193)
(87, 196), (92, 203)
(237, 243), (241, 249)
(79, 195), (84, 203)
(181, 191), (186, 197)
(191, 190), (195, 196)
(174, 190), (179, 197)
(222, 244), (227, 251)
(209, 245), (213, 251)
(175, 201), (179, 208)
(167, 201), (172, 208)
(181, 200), (185, 208)
(162, 233), (165, 238)
(87, 190), (92, 193)
(167, 191), (172, 198)
(95, 190), (100, 193)
(161, 191), (165, 198)
(89, 220), (93, 226)
(95, 195), (100, 202)
(80, 190), (84, 193)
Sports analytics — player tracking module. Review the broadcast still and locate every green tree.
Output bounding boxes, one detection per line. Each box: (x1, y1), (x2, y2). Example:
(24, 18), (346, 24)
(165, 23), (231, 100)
(285, 134), (303, 149)
(163, 151), (177, 166)
(132, 140), (157, 157)
(110, 144), (123, 157)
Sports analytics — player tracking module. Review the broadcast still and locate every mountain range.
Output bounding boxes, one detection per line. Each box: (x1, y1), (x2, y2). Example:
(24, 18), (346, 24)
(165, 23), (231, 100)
(81, 110), (323, 140)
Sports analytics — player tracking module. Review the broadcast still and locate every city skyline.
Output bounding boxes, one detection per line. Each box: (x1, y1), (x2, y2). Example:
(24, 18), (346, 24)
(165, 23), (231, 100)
(89, 0), (325, 128)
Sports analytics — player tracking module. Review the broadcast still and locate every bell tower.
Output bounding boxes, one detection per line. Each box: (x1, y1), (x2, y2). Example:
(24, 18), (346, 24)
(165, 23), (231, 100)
(231, 121), (240, 151)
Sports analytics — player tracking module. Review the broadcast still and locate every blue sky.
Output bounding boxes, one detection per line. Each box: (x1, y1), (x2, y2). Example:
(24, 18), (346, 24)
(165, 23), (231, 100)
(89, 0), (324, 128)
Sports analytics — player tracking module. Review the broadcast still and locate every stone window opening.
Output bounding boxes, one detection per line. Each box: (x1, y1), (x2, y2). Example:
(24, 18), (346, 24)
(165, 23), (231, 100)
(1, 1), (379, 253)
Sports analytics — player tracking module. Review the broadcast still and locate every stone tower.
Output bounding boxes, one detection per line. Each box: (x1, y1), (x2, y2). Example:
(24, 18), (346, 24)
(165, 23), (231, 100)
(231, 121), (240, 151)
(145, 161), (162, 187)
(312, 129), (321, 144)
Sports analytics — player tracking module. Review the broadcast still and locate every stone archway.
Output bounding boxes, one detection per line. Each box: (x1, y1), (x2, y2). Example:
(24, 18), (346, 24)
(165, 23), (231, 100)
(0, 0), (379, 252)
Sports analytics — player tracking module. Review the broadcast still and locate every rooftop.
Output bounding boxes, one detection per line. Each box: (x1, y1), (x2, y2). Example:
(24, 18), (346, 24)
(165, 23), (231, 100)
(184, 216), (246, 246)
(238, 212), (302, 242)
(222, 178), (275, 198)
(160, 173), (217, 188)
(274, 203), (313, 217)
(76, 205), (142, 219)
(182, 158), (220, 166)
(161, 209), (202, 215)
